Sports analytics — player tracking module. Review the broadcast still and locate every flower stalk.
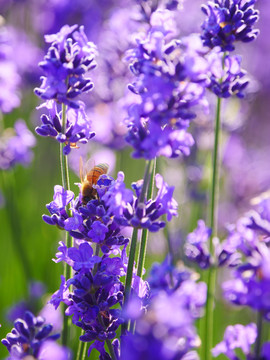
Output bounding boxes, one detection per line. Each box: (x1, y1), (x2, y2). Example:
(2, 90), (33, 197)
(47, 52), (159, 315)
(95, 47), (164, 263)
(122, 159), (153, 333)
(59, 103), (73, 347)
(203, 94), (222, 360)
(136, 158), (156, 278)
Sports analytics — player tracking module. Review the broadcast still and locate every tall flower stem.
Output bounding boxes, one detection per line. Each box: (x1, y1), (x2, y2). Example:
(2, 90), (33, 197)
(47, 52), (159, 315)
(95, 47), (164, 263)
(75, 330), (85, 360)
(59, 103), (73, 346)
(81, 341), (88, 360)
(122, 159), (153, 334)
(136, 158), (156, 278)
(254, 311), (263, 358)
(60, 104), (70, 192)
(204, 95), (222, 360)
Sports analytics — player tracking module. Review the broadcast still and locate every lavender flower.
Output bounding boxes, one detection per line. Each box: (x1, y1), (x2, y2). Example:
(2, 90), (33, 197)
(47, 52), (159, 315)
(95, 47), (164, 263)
(35, 24), (97, 109)
(51, 244), (126, 355)
(185, 219), (241, 269)
(212, 323), (257, 359)
(125, 12), (208, 159)
(223, 242), (270, 319)
(1, 311), (63, 359)
(0, 25), (21, 113)
(201, 0), (259, 51)
(44, 171), (177, 252)
(121, 260), (206, 360)
(221, 199), (270, 319)
(0, 120), (36, 170)
(102, 172), (178, 231)
(42, 185), (74, 229)
(36, 100), (95, 155)
(207, 52), (249, 98)
(185, 220), (212, 269)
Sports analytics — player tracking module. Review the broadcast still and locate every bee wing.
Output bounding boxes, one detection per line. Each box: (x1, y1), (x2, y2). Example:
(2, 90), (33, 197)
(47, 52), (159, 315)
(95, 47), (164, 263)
(79, 156), (85, 183)
(85, 158), (96, 173)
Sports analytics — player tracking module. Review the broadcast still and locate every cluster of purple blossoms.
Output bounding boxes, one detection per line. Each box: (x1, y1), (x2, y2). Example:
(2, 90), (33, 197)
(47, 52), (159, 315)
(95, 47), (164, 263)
(43, 165), (177, 357)
(121, 259), (206, 360)
(0, 120), (36, 170)
(200, 0), (259, 100)
(201, 0), (259, 52)
(212, 323), (270, 359)
(36, 101), (95, 155)
(35, 24), (97, 109)
(49, 222), (149, 358)
(184, 219), (241, 269)
(218, 198), (270, 320)
(207, 52), (248, 98)
(212, 323), (257, 359)
(125, 10), (209, 159)
(43, 171), (178, 246)
(35, 24), (97, 154)
(0, 25), (21, 113)
(50, 242), (126, 358)
(2, 311), (70, 360)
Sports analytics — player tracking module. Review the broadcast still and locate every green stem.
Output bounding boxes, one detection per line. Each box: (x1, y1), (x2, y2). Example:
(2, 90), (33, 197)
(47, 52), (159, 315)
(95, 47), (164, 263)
(59, 103), (73, 346)
(204, 95), (222, 360)
(105, 339), (117, 360)
(122, 159), (154, 334)
(75, 330), (85, 360)
(254, 311), (263, 358)
(136, 158), (156, 278)
(60, 104), (70, 191)
(209, 95), (221, 242)
(123, 227), (139, 309)
(138, 160), (152, 203)
(81, 341), (88, 360)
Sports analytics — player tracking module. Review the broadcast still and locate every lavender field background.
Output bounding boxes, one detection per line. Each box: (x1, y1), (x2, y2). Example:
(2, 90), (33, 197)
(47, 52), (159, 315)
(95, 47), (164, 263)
(0, 0), (270, 359)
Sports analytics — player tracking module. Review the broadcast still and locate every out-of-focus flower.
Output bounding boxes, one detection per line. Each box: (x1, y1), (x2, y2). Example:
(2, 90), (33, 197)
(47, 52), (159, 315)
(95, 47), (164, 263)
(38, 340), (71, 360)
(201, 0), (259, 51)
(7, 282), (46, 323)
(185, 220), (212, 269)
(125, 11), (209, 159)
(221, 199), (270, 319)
(185, 219), (242, 269)
(0, 120), (36, 170)
(1, 311), (61, 359)
(121, 260), (206, 360)
(223, 241), (270, 320)
(39, 303), (63, 333)
(0, 24), (21, 113)
(212, 323), (257, 359)
(208, 52), (248, 98)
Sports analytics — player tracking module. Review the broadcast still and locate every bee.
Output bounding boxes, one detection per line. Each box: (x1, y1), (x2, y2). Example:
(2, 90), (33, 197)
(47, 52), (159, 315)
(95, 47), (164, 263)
(80, 157), (109, 205)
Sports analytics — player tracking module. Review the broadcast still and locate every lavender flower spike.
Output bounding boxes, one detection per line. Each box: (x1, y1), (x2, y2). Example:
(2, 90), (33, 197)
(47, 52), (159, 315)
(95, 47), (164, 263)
(212, 323), (257, 359)
(0, 119), (36, 170)
(36, 100), (95, 155)
(201, 0), (259, 51)
(1, 311), (69, 359)
(35, 24), (97, 109)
